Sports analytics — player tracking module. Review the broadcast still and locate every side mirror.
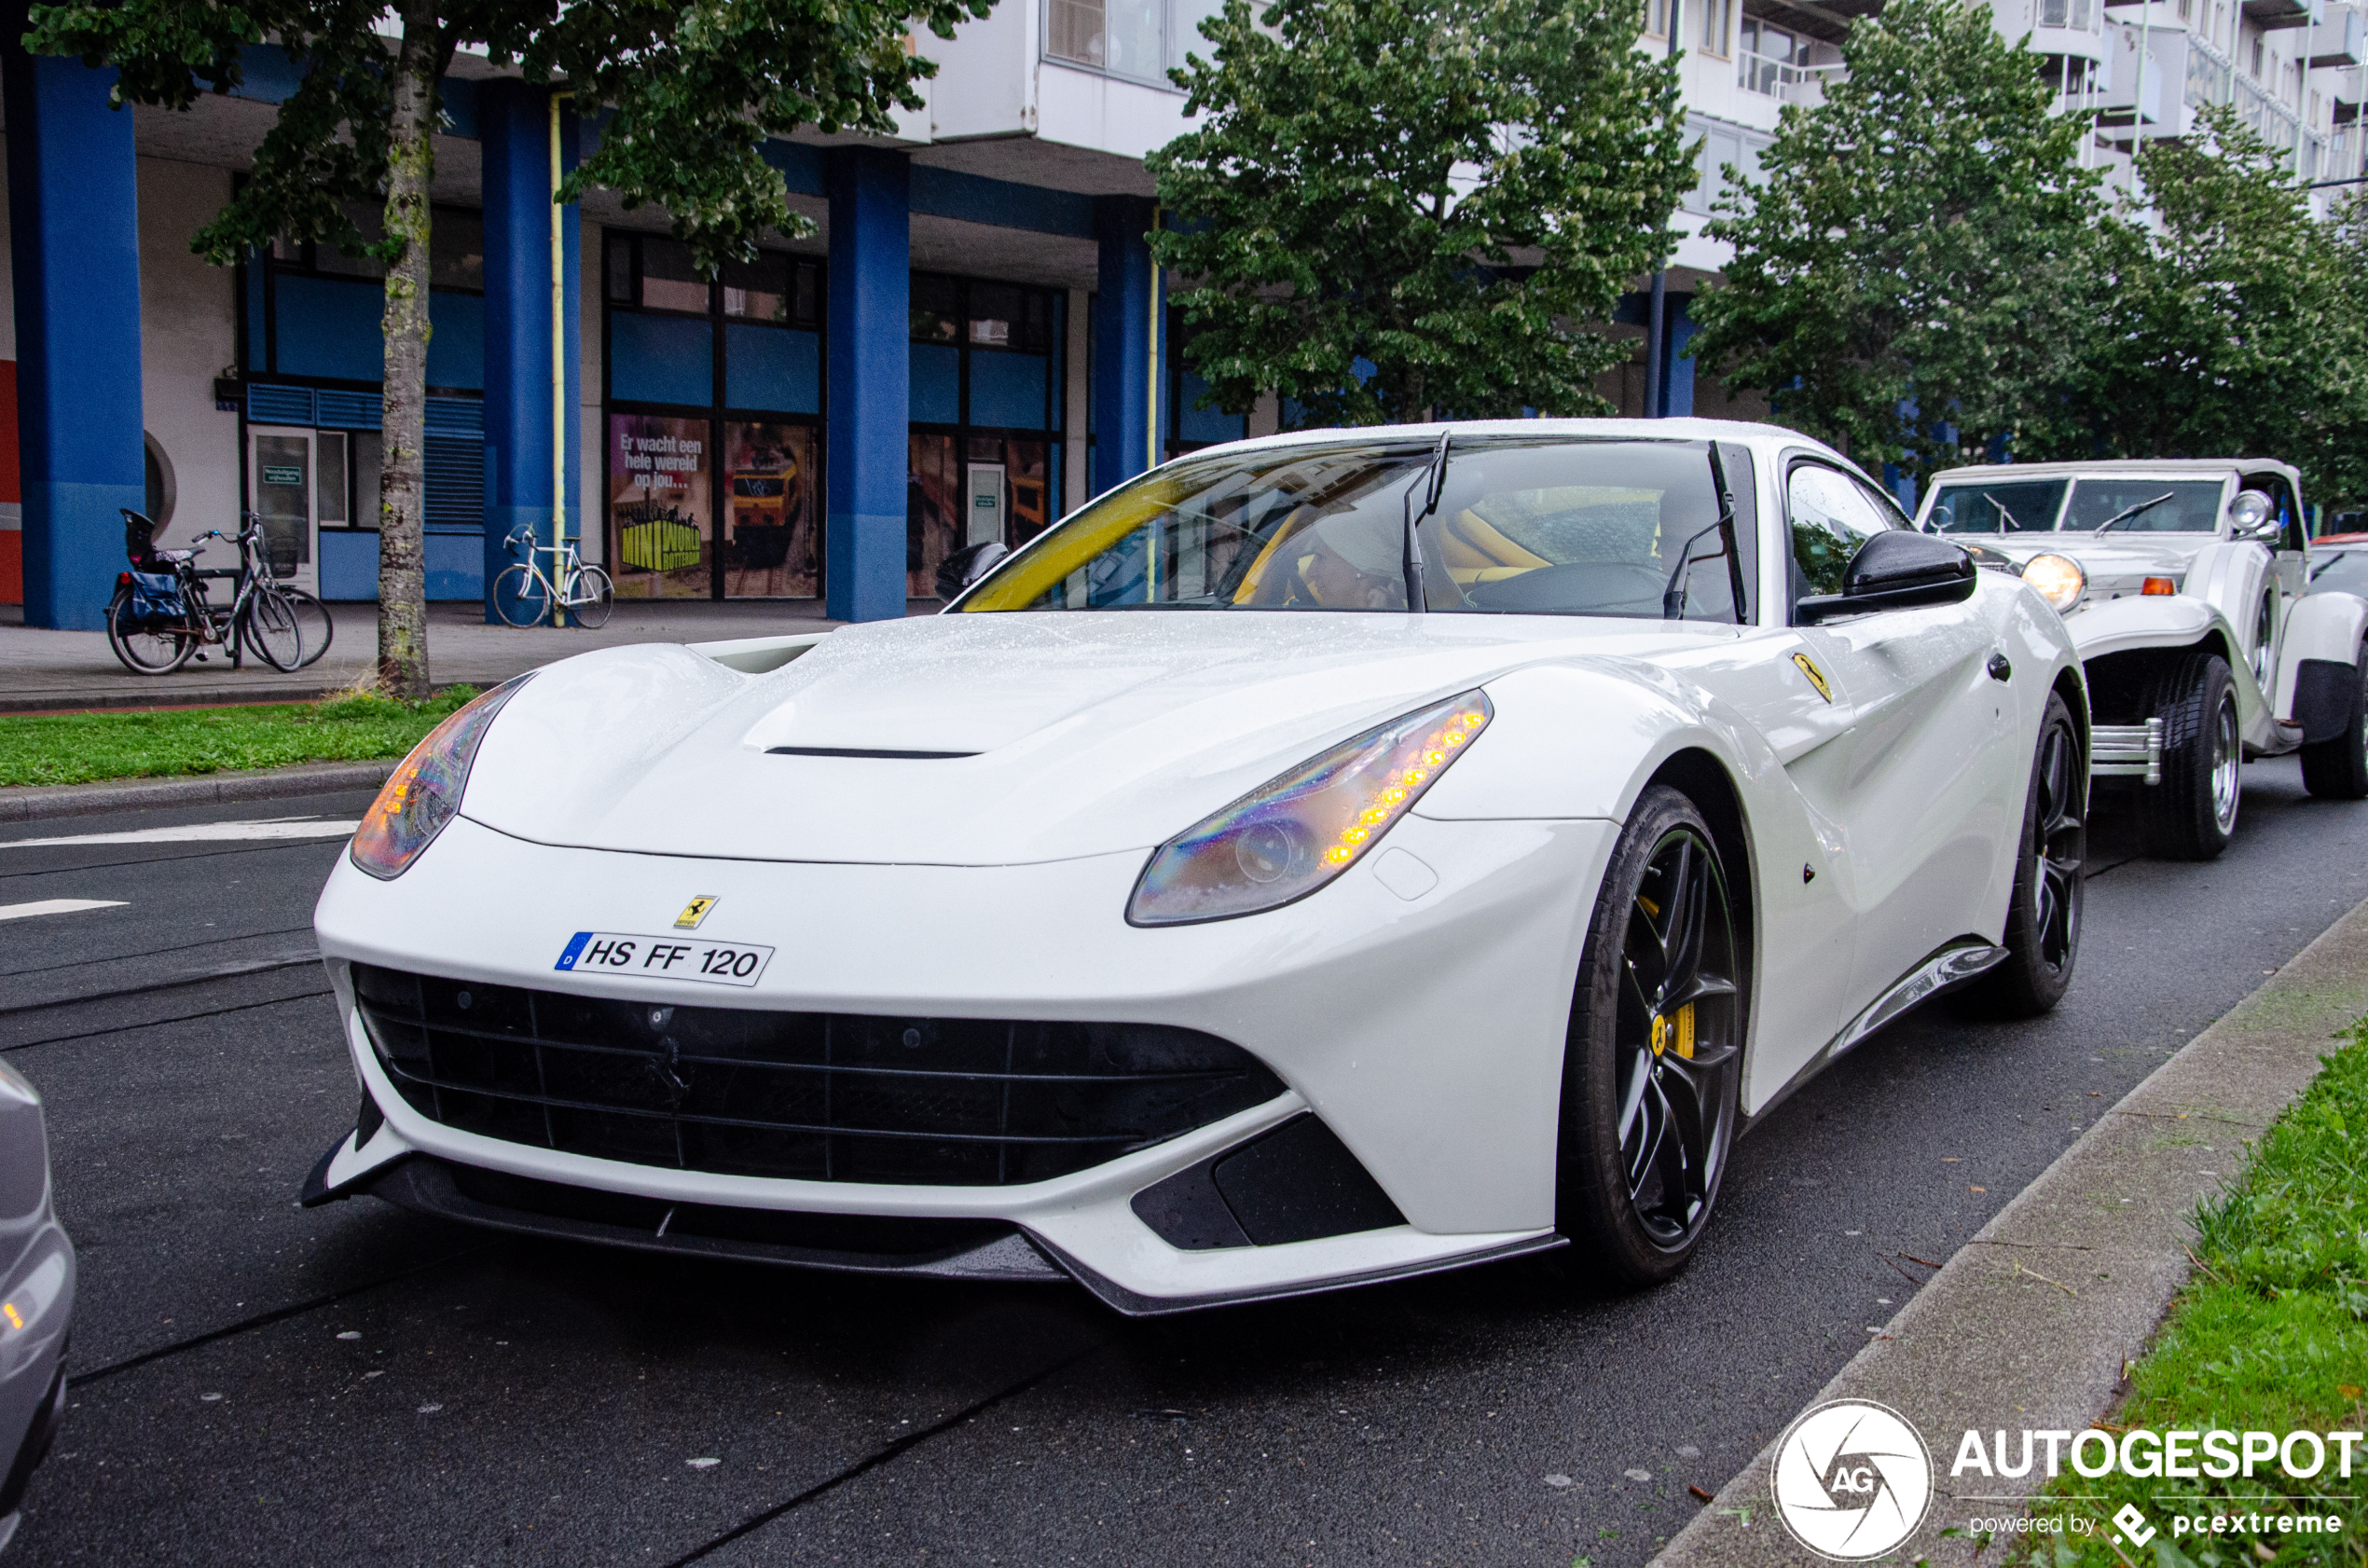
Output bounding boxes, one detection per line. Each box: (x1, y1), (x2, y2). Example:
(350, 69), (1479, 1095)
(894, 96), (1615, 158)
(2228, 491), (2280, 543)
(935, 541), (1008, 602)
(1797, 531), (1976, 624)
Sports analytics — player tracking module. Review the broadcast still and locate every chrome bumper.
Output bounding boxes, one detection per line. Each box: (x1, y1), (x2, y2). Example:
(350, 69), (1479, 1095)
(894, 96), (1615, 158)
(2091, 719), (2165, 785)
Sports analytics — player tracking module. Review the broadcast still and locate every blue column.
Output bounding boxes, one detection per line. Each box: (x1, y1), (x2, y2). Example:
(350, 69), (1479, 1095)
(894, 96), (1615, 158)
(1091, 196), (1157, 498)
(825, 148), (909, 623)
(3, 40), (143, 630)
(479, 82), (582, 625)
(1657, 293), (1697, 419)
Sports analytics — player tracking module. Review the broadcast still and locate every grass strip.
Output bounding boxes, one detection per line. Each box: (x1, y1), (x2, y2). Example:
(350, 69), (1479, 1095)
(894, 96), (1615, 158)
(2009, 1021), (2368, 1565)
(0, 689), (475, 787)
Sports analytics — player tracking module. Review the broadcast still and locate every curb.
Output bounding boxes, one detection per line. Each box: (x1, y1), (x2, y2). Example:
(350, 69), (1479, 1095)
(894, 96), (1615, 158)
(0, 760), (396, 824)
(1650, 893), (2368, 1568)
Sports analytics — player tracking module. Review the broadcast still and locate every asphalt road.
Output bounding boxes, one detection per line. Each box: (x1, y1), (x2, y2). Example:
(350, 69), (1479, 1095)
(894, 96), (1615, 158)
(0, 760), (2363, 1567)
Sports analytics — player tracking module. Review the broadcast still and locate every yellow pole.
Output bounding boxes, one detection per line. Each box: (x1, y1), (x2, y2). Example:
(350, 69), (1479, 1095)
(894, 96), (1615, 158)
(550, 90), (571, 627)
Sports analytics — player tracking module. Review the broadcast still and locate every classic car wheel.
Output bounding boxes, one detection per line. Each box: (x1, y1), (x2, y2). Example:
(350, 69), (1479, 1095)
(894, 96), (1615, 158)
(2299, 647), (2368, 801)
(1555, 786), (1742, 1288)
(2137, 651), (2239, 860)
(1960, 692), (2085, 1017)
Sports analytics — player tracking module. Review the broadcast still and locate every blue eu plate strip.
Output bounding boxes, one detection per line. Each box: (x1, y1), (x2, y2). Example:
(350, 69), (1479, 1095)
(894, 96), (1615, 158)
(554, 931), (593, 971)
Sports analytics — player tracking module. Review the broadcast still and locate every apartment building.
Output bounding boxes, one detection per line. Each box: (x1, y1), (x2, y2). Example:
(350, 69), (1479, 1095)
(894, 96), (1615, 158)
(5, 0), (2355, 629)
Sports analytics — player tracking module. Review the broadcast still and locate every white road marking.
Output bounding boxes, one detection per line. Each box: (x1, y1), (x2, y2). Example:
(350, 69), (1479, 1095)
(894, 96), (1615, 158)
(0, 899), (129, 922)
(0, 818), (359, 849)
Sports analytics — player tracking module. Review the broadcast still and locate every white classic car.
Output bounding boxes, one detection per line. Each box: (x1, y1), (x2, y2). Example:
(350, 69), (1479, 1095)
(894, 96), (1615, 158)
(305, 420), (2085, 1314)
(1920, 460), (2368, 857)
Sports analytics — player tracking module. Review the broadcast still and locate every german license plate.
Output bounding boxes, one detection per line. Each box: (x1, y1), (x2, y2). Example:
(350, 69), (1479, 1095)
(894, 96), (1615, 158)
(554, 931), (775, 987)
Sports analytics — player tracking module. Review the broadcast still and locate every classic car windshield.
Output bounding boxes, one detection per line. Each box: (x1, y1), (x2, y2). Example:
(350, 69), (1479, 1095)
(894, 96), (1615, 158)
(1925, 476), (2228, 534)
(2060, 478), (2226, 532)
(957, 437), (1751, 621)
(1925, 478), (2070, 533)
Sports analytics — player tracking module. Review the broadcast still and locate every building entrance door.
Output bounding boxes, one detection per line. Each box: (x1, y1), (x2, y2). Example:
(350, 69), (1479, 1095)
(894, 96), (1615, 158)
(966, 463), (1006, 547)
(246, 426), (328, 594)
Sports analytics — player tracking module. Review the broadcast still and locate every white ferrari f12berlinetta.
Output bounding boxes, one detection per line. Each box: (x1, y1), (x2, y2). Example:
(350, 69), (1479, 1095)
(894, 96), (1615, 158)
(306, 420), (2086, 1314)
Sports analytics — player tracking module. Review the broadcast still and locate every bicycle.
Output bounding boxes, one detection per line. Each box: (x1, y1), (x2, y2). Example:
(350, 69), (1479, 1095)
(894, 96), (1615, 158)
(282, 585), (336, 667)
(106, 510), (306, 675)
(494, 525), (613, 629)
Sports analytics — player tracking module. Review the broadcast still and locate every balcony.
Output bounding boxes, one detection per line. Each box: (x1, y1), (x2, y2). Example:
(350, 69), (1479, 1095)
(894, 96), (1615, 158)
(2240, 0), (2320, 32)
(1737, 48), (1845, 104)
(2307, 4), (2364, 65)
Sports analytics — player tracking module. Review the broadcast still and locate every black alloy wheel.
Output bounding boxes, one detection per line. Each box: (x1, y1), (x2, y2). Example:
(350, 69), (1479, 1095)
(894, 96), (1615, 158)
(1555, 785), (1743, 1288)
(1960, 691), (2085, 1018)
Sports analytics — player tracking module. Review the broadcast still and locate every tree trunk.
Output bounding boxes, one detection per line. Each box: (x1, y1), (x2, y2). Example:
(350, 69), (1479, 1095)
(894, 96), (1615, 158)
(376, 0), (440, 700)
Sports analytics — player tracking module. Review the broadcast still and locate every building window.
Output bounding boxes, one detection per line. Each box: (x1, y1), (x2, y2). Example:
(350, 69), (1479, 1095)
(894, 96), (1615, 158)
(602, 230), (825, 599)
(2040, 0), (2098, 28)
(1701, 0), (1734, 60)
(1646, 0), (1674, 37)
(1739, 19), (1799, 93)
(1046, 0), (1227, 83)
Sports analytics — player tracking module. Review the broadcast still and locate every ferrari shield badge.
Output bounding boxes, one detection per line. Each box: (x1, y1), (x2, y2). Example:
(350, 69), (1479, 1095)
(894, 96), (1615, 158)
(674, 896), (719, 930)
(1791, 652), (1834, 704)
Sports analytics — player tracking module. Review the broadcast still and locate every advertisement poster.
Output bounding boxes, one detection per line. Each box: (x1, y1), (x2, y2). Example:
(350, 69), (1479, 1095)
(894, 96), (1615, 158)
(722, 420), (819, 598)
(907, 432), (960, 598)
(608, 412), (712, 598)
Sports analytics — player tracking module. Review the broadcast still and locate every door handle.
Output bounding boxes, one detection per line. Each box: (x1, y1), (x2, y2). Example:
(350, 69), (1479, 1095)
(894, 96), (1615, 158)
(1987, 652), (2013, 683)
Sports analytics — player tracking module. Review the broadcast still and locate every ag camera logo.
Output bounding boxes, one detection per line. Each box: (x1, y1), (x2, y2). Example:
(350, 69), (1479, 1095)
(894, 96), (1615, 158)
(1772, 1399), (1934, 1561)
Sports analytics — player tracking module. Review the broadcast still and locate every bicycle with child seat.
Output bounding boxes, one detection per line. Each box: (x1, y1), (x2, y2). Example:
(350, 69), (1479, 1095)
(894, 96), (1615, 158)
(494, 525), (614, 629)
(105, 510), (306, 675)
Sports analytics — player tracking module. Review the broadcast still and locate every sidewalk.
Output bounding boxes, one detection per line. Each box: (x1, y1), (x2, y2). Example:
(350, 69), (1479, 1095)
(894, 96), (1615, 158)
(0, 597), (934, 712)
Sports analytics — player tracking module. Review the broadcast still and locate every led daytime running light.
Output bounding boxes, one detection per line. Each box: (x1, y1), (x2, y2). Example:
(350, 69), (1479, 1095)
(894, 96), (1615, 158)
(1127, 691), (1494, 927)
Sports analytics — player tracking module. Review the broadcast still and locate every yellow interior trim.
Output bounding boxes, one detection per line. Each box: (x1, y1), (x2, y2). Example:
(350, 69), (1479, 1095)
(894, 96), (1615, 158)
(959, 481), (1176, 611)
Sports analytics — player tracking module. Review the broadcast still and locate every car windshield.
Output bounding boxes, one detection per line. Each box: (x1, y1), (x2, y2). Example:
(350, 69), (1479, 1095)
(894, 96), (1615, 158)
(957, 437), (1750, 622)
(1925, 478), (2070, 533)
(2311, 549), (2368, 596)
(2060, 478), (2226, 532)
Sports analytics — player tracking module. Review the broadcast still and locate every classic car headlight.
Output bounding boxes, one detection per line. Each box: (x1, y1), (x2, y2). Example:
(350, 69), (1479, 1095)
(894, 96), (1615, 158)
(350, 676), (532, 880)
(2023, 553), (2086, 613)
(1127, 691), (1494, 927)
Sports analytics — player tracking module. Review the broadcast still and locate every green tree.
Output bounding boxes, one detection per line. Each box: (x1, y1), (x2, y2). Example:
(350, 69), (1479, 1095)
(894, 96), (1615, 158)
(1145, 0), (1691, 427)
(2047, 105), (2368, 512)
(30, 0), (984, 695)
(1687, 0), (2101, 480)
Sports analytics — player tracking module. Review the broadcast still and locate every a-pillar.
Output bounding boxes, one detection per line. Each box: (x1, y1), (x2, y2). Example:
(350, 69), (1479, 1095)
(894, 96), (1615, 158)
(3, 34), (143, 630)
(825, 148), (909, 623)
(1091, 196), (1158, 498)
(480, 81), (582, 625)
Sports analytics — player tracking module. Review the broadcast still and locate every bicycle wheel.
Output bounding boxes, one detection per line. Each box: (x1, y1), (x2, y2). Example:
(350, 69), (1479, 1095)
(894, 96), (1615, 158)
(494, 564), (549, 628)
(240, 587), (305, 672)
(106, 591), (195, 674)
(284, 588), (336, 668)
(567, 565), (615, 628)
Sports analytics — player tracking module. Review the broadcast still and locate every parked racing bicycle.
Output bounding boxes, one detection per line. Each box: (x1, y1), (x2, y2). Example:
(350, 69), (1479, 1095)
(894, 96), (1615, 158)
(494, 525), (613, 629)
(106, 510), (306, 674)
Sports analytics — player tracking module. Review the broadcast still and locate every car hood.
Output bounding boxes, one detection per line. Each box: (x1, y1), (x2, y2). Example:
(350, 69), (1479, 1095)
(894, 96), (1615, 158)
(1962, 532), (2215, 579)
(460, 612), (1732, 866)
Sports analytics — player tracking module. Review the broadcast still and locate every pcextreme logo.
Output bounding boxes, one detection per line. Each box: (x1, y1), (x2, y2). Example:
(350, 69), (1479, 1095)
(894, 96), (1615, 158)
(1771, 1399), (1934, 1561)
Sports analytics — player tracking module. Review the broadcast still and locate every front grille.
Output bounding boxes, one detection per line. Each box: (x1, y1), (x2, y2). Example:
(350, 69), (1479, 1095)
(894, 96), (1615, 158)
(351, 964), (1286, 1187)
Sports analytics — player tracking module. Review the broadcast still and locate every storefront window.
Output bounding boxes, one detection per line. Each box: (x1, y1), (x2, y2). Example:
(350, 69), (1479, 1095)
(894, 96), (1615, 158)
(608, 413), (713, 598)
(723, 421), (819, 596)
(639, 239), (713, 315)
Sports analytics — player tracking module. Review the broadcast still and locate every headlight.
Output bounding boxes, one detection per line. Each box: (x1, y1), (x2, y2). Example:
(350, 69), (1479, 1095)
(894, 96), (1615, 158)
(2023, 553), (2086, 613)
(1126, 691), (1494, 927)
(349, 676), (532, 880)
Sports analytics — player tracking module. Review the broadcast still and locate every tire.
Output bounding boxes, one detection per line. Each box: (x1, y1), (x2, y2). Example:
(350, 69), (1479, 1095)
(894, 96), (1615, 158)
(105, 590), (194, 674)
(494, 564), (548, 628)
(284, 589), (336, 668)
(1960, 692), (2085, 1018)
(2136, 651), (2240, 860)
(568, 565), (614, 629)
(2300, 651), (2368, 801)
(239, 587), (305, 672)
(1553, 785), (1744, 1289)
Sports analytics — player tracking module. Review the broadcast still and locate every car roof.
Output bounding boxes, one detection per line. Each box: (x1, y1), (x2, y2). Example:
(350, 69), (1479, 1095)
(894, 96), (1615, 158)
(1186, 417), (1881, 489)
(1923, 459), (2298, 485)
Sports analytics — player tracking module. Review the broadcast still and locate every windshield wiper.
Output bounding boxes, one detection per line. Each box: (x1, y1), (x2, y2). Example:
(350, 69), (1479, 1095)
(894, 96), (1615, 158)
(2095, 492), (2176, 534)
(1664, 445), (1748, 622)
(1402, 431), (1449, 612)
(1987, 495), (2012, 532)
